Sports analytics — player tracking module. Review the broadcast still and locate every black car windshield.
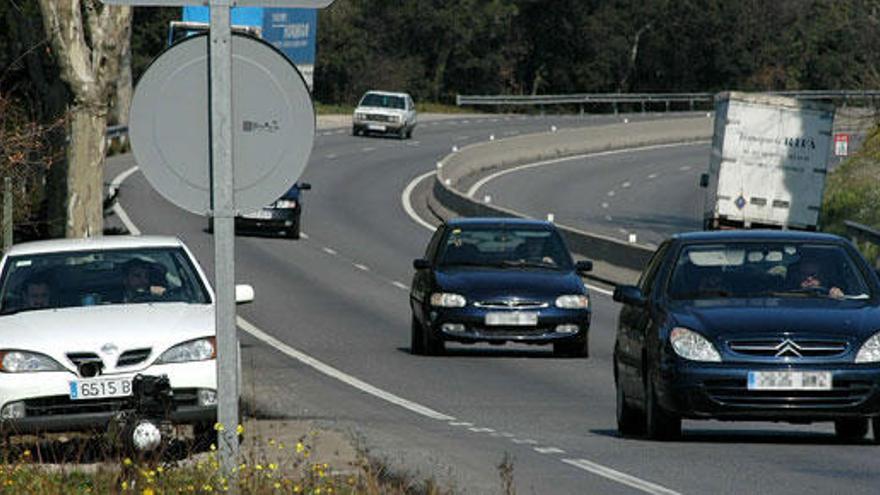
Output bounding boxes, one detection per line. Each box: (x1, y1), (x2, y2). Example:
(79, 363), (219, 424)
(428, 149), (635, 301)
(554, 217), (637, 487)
(0, 247), (211, 314)
(359, 93), (405, 109)
(437, 226), (573, 270)
(667, 242), (871, 300)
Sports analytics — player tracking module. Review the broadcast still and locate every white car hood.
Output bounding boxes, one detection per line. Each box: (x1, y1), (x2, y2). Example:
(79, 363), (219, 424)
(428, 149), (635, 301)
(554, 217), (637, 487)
(0, 303), (214, 372)
(356, 106), (406, 117)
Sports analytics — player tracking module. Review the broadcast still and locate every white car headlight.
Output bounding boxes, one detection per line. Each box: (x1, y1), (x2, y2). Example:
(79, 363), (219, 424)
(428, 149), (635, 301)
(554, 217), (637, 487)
(555, 294), (589, 309)
(669, 327), (721, 362)
(430, 293), (466, 308)
(855, 331), (880, 363)
(0, 351), (65, 372)
(355, 112), (367, 121)
(156, 337), (216, 364)
(393, 115), (402, 123)
(275, 200), (297, 209)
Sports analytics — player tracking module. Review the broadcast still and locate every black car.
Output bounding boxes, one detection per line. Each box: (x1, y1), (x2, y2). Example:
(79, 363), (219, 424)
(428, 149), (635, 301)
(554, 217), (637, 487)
(211, 182), (310, 239)
(410, 218), (593, 356)
(613, 230), (880, 441)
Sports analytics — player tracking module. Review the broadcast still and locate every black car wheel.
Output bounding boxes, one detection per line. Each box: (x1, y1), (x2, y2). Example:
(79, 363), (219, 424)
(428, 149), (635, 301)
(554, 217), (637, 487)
(406, 127), (413, 139)
(616, 377), (645, 437)
(412, 316), (444, 356)
(398, 126), (407, 140)
(872, 417), (880, 444)
(410, 316), (426, 355)
(645, 374), (681, 440)
(553, 338), (588, 358)
(835, 418), (869, 441)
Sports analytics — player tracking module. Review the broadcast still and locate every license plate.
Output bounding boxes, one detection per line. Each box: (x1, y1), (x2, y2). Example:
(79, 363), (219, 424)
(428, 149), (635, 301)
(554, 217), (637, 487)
(485, 311), (538, 326)
(242, 209), (274, 220)
(747, 371), (831, 391)
(69, 377), (133, 400)
(368, 124), (386, 132)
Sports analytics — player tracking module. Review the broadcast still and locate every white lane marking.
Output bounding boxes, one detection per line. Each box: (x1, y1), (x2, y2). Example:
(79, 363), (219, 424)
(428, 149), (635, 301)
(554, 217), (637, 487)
(108, 166), (142, 236)
(326, 154), (338, 159)
(300, 232), (310, 240)
(468, 427), (495, 433)
(621, 181), (631, 188)
(449, 422), (473, 427)
(607, 191), (616, 197)
(401, 170), (613, 297)
(362, 147), (376, 152)
(466, 141), (709, 198)
(500, 432), (515, 438)
(561, 459), (682, 495)
(323, 247), (338, 255)
(111, 163), (679, 495)
(601, 202), (609, 209)
(647, 173), (658, 179)
(534, 447), (565, 454)
(679, 165), (691, 171)
(354, 263), (370, 271)
(605, 215), (613, 222)
(400, 170), (439, 231)
(392, 281), (409, 290)
(454, 135), (470, 141)
(511, 438), (538, 445)
(237, 318), (456, 421)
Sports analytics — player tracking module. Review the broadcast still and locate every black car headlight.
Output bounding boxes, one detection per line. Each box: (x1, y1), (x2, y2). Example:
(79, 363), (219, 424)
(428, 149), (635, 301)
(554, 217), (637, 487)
(156, 337), (216, 364)
(855, 331), (880, 363)
(669, 327), (721, 362)
(430, 293), (466, 308)
(275, 199), (297, 209)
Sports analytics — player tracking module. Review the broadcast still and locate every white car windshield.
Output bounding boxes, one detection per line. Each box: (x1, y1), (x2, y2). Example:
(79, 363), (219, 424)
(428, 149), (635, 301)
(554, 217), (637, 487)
(0, 247), (211, 314)
(359, 93), (405, 109)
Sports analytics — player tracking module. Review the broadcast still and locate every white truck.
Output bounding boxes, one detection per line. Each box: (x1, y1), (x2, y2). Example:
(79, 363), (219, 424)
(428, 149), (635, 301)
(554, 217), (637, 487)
(700, 92), (835, 231)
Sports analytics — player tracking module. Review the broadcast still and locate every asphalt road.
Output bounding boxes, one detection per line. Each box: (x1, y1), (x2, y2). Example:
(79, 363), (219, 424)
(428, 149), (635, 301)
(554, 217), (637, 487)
(105, 113), (880, 495)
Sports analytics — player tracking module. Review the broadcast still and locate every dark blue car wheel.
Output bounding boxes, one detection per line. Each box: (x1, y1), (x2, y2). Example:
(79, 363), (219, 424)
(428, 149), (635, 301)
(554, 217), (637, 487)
(834, 418), (868, 442)
(616, 377), (645, 437)
(873, 417), (880, 444)
(411, 316), (426, 355)
(645, 373), (681, 440)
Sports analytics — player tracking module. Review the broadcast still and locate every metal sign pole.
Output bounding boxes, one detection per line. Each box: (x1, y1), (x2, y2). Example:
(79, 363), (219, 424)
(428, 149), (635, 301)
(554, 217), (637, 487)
(209, 1), (239, 473)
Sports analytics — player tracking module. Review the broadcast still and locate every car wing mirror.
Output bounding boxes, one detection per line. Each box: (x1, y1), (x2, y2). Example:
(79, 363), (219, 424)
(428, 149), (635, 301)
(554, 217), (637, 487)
(413, 258), (431, 270)
(298, 182), (312, 191)
(612, 285), (645, 306)
(235, 284), (255, 305)
(699, 173), (709, 188)
(575, 260), (593, 274)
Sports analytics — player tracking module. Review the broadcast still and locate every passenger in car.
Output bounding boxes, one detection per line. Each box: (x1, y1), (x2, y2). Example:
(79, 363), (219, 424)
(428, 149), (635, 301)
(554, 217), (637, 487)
(23, 274), (53, 309)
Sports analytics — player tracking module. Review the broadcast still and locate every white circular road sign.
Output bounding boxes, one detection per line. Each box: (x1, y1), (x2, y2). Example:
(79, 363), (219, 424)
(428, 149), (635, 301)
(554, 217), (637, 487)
(129, 33), (315, 215)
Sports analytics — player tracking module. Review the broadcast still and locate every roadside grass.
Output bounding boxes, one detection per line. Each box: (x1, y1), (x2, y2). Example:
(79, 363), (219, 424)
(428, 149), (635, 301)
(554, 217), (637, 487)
(0, 427), (475, 494)
(821, 122), (880, 262)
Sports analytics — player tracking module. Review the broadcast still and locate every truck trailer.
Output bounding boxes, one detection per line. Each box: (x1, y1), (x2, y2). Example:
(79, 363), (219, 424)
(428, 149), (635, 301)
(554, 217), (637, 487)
(701, 92), (835, 231)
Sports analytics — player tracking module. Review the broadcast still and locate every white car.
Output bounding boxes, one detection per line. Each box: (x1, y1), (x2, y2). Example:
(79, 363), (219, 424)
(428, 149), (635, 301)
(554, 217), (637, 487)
(352, 90), (417, 139)
(0, 236), (251, 436)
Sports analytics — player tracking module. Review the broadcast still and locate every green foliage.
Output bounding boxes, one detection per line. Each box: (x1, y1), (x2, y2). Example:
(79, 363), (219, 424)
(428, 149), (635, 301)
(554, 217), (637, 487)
(821, 125), (880, 237)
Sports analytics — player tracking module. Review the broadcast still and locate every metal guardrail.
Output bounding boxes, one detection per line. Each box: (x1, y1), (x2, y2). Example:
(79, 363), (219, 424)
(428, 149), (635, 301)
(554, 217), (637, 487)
(456, 90), (880, 110)
(845, 220), (880, 245)
(106, 125), (128, 139)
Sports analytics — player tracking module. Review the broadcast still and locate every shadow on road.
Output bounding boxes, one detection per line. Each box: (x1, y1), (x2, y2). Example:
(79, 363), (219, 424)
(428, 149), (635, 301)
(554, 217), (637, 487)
(590, 427), (877, 446)
(397, 346), (587, 359)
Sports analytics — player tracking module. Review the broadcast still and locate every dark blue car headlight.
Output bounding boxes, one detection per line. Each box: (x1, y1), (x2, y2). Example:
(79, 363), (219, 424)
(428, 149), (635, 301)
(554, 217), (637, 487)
(670, 327), (721, 362)
(855, 331), (880, 363)
(430, 293), (466, 308)
(555, 295), (589, 309)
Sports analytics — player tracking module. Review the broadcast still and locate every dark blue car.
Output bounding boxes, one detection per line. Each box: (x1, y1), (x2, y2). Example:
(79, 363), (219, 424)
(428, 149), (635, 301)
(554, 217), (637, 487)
(613, 230), (880, 441)
(210, 182), (311, 239)
(410, 218), (593, 356)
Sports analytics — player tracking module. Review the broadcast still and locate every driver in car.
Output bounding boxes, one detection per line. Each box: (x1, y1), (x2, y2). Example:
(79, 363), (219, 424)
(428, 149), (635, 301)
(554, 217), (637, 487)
(122, 259), (167, 302)
(794, 259), (844, 299)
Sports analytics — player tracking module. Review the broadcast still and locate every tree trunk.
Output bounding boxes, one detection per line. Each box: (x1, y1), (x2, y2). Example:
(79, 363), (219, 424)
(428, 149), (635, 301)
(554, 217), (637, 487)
(112, 16), (133, 126)
(65, 106), (106, 237)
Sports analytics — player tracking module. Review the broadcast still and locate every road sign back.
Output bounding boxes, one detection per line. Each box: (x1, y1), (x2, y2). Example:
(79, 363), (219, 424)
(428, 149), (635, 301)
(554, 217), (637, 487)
(129, 33), (314, 214)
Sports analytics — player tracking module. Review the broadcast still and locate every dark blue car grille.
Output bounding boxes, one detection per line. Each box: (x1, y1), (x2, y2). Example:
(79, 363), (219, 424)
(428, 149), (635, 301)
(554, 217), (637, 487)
(705, 379), (871, 408)
(727, 338), (848, 358)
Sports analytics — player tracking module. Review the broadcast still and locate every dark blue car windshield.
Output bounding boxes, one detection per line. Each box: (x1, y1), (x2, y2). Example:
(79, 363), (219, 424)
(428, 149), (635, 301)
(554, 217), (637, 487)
(437, 227), (573, 270)
(667, 242), (871, 300)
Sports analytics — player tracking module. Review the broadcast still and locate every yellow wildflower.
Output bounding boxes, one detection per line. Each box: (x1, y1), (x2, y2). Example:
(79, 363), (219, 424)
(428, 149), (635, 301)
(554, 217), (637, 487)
(143, 488), (155, 495)
(295, 442), (304, 453)
(268, 463), (278, 471)
(214, 422), (225, 432)
(22, 450), (30, 458)
(236, 424), (245, 436)
(123, 458), (133, 466)
(255, 464), (263, 471)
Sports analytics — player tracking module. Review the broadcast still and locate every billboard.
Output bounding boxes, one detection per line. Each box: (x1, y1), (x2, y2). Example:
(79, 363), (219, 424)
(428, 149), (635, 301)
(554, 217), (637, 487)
(181, 6), (317, 90)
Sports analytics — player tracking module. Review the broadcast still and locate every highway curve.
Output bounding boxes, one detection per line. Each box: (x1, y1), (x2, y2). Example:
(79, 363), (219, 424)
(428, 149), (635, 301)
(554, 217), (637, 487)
(105, 113), (880, 495)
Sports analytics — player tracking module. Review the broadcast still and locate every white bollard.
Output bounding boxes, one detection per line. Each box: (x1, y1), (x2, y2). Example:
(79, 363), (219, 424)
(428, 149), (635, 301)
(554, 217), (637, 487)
(452, 145), (459, 152)
(484, 195), (492, 204)
(547, 213), (555, 223)
(445, 178), (451, 186)
(489, 134), (495, 141)
(623, 118), (629, 124)
(436, 161), (443, 169)
(550, 125), (558, 132)
(706, 112), (711, 118)
(628, 233), (637, 243)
